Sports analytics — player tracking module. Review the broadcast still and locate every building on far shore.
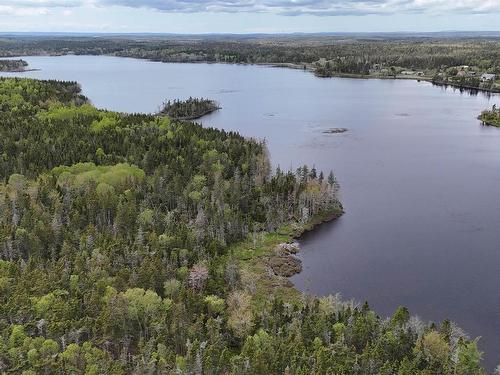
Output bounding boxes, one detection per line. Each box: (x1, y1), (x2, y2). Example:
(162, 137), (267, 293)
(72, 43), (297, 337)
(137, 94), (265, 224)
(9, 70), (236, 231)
(481, 73), (496, 82)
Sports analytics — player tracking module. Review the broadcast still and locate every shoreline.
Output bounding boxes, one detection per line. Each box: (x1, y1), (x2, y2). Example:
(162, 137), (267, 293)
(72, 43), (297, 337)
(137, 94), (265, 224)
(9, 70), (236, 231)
(431, 80), (500, 94)
(8, 52), (498, 95)
(481, 121), (500, 127)
(478, 115), (500, 127)
(240, 60), (499, 94)
(293, 207), (344, 239)
(162, 106), (221, 121)
(1, 67), (493, 370)
(232, 206), (344, 307)
(0, 68), (41, 73)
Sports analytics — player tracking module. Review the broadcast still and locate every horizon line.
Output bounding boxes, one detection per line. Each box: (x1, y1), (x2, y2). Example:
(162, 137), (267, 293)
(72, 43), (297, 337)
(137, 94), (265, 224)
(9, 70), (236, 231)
(1, 30), (500, 36)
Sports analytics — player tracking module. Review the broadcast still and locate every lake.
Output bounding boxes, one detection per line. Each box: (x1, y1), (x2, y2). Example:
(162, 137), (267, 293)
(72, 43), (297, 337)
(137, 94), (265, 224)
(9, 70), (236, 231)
(2, 55), (499, 368)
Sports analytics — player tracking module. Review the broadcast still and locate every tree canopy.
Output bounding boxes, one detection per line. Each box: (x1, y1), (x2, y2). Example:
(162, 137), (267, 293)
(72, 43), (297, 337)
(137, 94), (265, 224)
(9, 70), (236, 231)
(0, 77), (486, 374)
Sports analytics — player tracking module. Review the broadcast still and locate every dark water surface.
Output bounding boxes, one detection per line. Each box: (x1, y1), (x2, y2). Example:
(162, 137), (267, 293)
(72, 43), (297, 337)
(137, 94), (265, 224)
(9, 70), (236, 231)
(2, 55), (499, 368)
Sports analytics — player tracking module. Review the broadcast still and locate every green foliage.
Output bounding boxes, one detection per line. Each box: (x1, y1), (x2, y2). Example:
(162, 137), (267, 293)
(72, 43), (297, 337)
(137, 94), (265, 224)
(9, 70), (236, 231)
(479, 105), (500, 127)
(457, 339), (484, 375)
(38, 103), (100, 122)
(52, 162), (145, 192)
(91, 113), (120, 133)
(204, 295), (225, 314)
(0, 77), (485, 374)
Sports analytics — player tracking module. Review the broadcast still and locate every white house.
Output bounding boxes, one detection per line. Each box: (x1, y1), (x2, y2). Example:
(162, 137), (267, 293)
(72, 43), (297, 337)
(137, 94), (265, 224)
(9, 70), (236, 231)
(481, 73), (496, 82)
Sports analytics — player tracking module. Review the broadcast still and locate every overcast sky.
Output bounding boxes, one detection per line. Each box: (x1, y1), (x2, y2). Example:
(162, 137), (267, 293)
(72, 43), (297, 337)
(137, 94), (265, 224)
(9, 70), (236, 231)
(0, 0), (499, 33)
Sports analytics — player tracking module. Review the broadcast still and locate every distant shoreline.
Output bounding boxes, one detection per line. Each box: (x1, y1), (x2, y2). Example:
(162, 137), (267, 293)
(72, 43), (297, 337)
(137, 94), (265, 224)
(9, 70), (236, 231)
(4, 53), (498, 95)
(0, 68), (41, 73)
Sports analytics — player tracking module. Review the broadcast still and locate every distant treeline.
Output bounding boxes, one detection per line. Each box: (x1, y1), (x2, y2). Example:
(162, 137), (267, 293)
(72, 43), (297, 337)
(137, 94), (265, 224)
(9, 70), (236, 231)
(0, 36), (499, 76)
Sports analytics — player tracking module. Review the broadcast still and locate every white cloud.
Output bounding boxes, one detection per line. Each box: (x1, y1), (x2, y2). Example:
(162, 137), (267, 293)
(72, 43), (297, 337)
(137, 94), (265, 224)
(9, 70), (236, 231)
(0, 0), (498, 17)
(0, 0), (82, 6)
(96, 0), (500, 16)
(0, 0), (84, 16)
(96, 0), (500, 15)
(0, 5), (50, 15)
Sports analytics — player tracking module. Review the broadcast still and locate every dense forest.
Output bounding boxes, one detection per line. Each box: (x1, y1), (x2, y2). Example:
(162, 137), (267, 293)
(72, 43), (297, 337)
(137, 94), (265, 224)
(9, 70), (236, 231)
(0, 34), (499, 91)
(0, 77), (488, 374)
(479, 105), (500, 127)
(0, 59), (28, 72)
(160, 97), (220, 120)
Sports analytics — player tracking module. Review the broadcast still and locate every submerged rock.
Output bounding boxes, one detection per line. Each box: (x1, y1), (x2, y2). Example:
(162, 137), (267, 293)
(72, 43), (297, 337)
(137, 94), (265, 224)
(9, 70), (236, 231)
(275, 242), (300, 255)
(268, 255), (302, 277)
(322, 128), (348, 134)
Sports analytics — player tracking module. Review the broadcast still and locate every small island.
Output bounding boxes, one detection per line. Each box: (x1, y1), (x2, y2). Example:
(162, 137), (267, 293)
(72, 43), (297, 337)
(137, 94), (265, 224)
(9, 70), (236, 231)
(479, 105), (500, 127)
(0, 59), (29, 72)
(160, 97), (220, 120)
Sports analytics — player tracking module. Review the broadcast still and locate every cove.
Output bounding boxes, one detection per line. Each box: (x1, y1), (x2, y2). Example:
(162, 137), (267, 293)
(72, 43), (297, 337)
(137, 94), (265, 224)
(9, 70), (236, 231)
(1, 55), (499, 368)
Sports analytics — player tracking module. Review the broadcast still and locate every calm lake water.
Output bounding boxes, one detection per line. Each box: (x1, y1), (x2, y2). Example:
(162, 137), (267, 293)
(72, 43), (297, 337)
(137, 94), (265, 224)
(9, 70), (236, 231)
(2, 55), (500, 368)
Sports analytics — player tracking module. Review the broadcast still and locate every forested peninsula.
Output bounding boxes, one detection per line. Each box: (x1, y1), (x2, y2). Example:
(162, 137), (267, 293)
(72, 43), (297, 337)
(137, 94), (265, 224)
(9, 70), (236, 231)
(0, 77), (486, 374)
(0, 59), (28, 72)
